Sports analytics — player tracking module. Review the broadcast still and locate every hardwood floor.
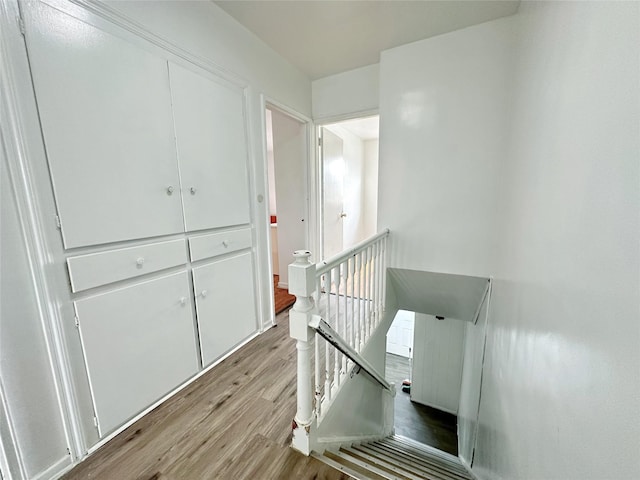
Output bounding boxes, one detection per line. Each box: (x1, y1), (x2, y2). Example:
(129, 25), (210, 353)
(63, 309), (350, 480)
(273, 275), (296, 314)
(385, 353), (459, 456)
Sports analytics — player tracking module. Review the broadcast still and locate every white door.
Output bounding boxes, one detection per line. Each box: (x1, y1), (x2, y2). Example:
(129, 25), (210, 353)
(192, 251), (257, 367)
(321, 128), (345, 260)
(271, 108), (307, 286)
(386, 310), (415, 358)
(75, 272), (198, 436)
(24, 3), (184, 248)
(169, 62), (251, 232)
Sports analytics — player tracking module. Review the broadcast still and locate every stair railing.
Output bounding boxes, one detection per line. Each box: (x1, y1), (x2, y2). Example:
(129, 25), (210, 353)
(288, 229), (390, 455)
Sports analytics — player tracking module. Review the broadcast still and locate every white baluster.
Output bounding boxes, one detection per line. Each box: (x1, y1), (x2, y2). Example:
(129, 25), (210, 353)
(288, 250), (316, 455)
(325, 269), (332, 403)
(359, 250), (366, 349)
(372, 242), (379, 327)
(334, 265), (341, 388)
(362, 247), (370, 342)
(342, 259), (348, 373)
(349, 255), (356, 351)
(315, 331), (321, 418)
(355, 254), (360, 346)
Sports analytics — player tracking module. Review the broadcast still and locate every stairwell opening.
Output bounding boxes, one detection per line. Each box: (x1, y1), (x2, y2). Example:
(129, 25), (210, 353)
(384, 309), (459, 456)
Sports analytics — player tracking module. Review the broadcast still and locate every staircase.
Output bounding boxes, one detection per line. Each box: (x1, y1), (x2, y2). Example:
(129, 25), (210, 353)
(312, 435), (473, 480)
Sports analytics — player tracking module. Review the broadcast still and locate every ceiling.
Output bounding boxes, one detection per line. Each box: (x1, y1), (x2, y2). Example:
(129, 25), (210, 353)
(214, 1), (520, 80)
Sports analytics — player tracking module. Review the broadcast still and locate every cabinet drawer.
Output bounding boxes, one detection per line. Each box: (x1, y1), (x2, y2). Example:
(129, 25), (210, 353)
(188, 228), (252, 262)
(67, 239), (187, 292)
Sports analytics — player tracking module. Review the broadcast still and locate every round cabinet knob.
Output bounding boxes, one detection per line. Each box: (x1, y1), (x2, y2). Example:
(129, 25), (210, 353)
(340, 212), (347, 218)
(180, 297), (187, 306)
(136, 257), (145, 267)
(201, 290), (208, 298)
(166, 186), (174, 195)
(190, 187), (197, 195)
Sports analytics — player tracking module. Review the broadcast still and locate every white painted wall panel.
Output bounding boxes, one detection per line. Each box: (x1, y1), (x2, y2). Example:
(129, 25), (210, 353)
(169, 62), (251, 232)
(474, 3), (640, 479)
(458, 291), (489, 467)
(24, 2), (184, 248)
(0, 138), (71, 479)
(362, 139), (379, 239)
(411, 314), (465, 414)
(312, 64), (380, 120)
(75, 272), (199, 436)
(379, 3), (640, 479)
(193, 252), (257, 367)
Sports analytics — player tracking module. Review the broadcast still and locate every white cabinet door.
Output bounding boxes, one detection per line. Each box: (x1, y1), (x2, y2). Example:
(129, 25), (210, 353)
(169, 63), (251, 232)
(75, 272), (198, 436)
(192, 252), (257, 367)
(24, 4), (184, 248)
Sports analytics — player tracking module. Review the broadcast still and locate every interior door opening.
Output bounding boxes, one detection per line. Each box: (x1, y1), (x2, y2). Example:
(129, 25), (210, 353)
(318, 115), (379, 261)
(265, 105), (307, 315)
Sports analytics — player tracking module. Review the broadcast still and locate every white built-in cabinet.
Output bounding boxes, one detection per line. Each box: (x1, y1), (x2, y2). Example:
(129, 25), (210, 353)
(169, 63), (251, 232)
(74, 271), (199, 436)
(193, 251), (257, 367)
(22, 1), (259, 440)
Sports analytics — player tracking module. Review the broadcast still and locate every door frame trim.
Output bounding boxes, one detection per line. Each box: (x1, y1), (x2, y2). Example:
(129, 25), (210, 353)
(259, 95), (314, 326)
(314, 109), (379, 261)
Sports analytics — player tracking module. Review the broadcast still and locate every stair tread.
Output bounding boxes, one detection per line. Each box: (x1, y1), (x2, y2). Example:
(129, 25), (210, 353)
(346, 445), (454, 480)
(324, 450), (390, 480)
(378, 440), (469, 475)
(329, 449), (411, 480)
(356, 444), (467, 480)
(311, 450), (376, 480)
(313, 435), (473, 480)
(391, 435), (461, 463)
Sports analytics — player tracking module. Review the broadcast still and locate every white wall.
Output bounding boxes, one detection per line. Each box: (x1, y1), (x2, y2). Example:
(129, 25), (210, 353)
(362, 139), (379, 238)
(473, 3), (640, 479)
(312, 63), (379, 120)
(378, 2), (640, 479)
(1, 128), (71, 479)
(378, 18), (511, 277)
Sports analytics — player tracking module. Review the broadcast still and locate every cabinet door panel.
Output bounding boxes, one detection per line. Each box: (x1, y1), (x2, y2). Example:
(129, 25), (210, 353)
(169, 63), (251, 231)
(193, 252), (257, 367)
(75, 272), (198, 436)
(24, 4), (184, 248)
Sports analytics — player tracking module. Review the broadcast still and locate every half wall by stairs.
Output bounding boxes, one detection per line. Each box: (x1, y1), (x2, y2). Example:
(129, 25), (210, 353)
(313, 434), (473, 480)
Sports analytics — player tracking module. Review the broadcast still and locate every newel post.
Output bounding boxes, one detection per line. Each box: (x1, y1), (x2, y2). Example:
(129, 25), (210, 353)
(288, 250), (316, 455)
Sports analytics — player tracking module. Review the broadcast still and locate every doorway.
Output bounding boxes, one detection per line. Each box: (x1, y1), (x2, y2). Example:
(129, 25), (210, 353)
(318, 115), (379, 260)
(265, 104), (308, 314)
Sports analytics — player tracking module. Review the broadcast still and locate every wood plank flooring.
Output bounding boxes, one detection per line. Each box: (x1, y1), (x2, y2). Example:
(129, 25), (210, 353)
(385, 353), (458, 456)
(63, 309), (350, 480)
(273, 275), (296, 314)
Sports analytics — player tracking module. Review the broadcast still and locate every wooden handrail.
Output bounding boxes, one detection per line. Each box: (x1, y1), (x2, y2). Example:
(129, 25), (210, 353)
(315, 228), (390, 277)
